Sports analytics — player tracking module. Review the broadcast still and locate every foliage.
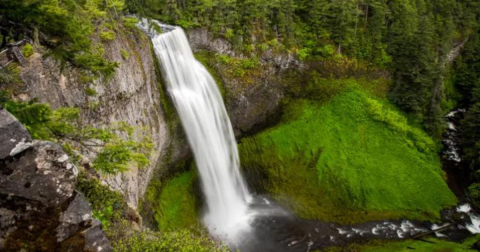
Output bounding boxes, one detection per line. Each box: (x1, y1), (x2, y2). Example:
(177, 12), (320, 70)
(85, 87), (97, 96)
(2, 100), (152, 174)
(114, 228), (231, 252)
(123, 17), (139, 30)
(86, 122), (153, 174)
(0, 64), (23, 90)
(239, 85), (456, 224)
(453, 32), (480, 184)
(22, 43), (34, 58)
(76, 171), (127, 227)
(127, 0), (480, 136)
(0, 0), (123, 77)
(120, 49), (130, 59)
(469, 183), (480, 208)
(100, 30), (117, 41)
(2, 100), (78, 140)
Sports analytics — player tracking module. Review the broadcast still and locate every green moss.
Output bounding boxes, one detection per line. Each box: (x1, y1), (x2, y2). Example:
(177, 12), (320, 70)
(154, 171), (199, 231)
(239, 87), (456, 224)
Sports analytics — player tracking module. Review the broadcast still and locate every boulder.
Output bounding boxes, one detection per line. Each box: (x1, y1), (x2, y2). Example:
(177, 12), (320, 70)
(0, 108), (112, 252)
(0, 108), (31, 159)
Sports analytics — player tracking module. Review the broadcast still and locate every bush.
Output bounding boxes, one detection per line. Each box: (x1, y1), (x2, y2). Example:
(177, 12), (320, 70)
(469, 183), (480, 208)
(123, 17), (139, 30)
(297, 48), (311, 60)
(22, 43), (34, 58)
(85, 87), (97, 96)
(240, 57), (259, 69)
(100, 30), (117, 41)
(120, 49), (130, 60)
(3, 101), (82, 140)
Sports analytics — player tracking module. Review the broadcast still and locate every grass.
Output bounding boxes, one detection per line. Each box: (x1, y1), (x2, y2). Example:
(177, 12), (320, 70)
(239, 83), (456, 224)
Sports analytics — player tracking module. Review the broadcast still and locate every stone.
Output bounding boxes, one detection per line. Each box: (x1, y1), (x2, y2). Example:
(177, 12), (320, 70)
(0, 108), (32, 159)
(0, 141), (77, 207)
(56, 193), (93, 243)
(84, 219), (113, 252)
(0, 110), (112, 252)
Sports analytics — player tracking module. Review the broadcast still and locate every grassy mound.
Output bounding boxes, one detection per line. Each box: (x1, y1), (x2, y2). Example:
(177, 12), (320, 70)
(239, 85), (456, 224)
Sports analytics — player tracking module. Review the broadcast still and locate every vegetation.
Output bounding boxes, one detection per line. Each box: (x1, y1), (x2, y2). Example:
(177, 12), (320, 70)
(2, 0), (480, 251)
(155, 171), (199, 230)
(76, 171), (127, 227)
(452, 32), (480, 206)
(114, 229), (230, 252)
(239, 79), (456, 224)
(0, 0), (125, 77)
(126, 0), (480, 137)
(1, 99), (153, 174)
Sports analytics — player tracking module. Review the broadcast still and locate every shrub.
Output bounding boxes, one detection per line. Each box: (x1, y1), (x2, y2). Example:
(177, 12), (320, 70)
(240, 57), (259, 69)
(123, 17), (139, 30)
(85, 87), (97, 96)
(297, 48), (311, 60)
(74, 50), (119, 78)
(120, 49), (130, 60)
(215, 54), (232, 65)
(224, 28), (234, 41)
(22, 43), (34, 58)
(469, 183), (480, 208)
(257, 43), (269, 52)
(100, 30), (117, 41)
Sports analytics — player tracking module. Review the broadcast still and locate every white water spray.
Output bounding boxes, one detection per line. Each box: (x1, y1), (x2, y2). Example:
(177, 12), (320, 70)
(150, 26), (252, 237)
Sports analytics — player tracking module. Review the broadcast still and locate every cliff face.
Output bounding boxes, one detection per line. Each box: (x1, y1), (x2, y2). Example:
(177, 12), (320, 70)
(18, 30), (169, 207)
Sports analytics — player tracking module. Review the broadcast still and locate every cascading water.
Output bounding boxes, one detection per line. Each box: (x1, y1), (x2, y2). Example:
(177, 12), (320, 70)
(150, 26), (252, 238)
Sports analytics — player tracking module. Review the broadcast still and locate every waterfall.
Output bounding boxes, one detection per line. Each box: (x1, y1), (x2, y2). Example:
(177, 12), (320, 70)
(150, 26), (252, 237)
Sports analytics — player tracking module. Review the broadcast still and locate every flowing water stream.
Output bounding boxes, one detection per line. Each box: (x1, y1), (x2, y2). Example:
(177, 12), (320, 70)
(141, 21), (480, 251)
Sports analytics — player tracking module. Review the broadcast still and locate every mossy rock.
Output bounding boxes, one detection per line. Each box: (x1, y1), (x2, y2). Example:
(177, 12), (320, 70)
(239, 87), (456, 224)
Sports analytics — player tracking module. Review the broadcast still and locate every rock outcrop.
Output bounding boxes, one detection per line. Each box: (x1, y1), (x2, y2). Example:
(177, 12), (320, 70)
(188, 29), (301, 136)
(0, 109), (112, 252)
